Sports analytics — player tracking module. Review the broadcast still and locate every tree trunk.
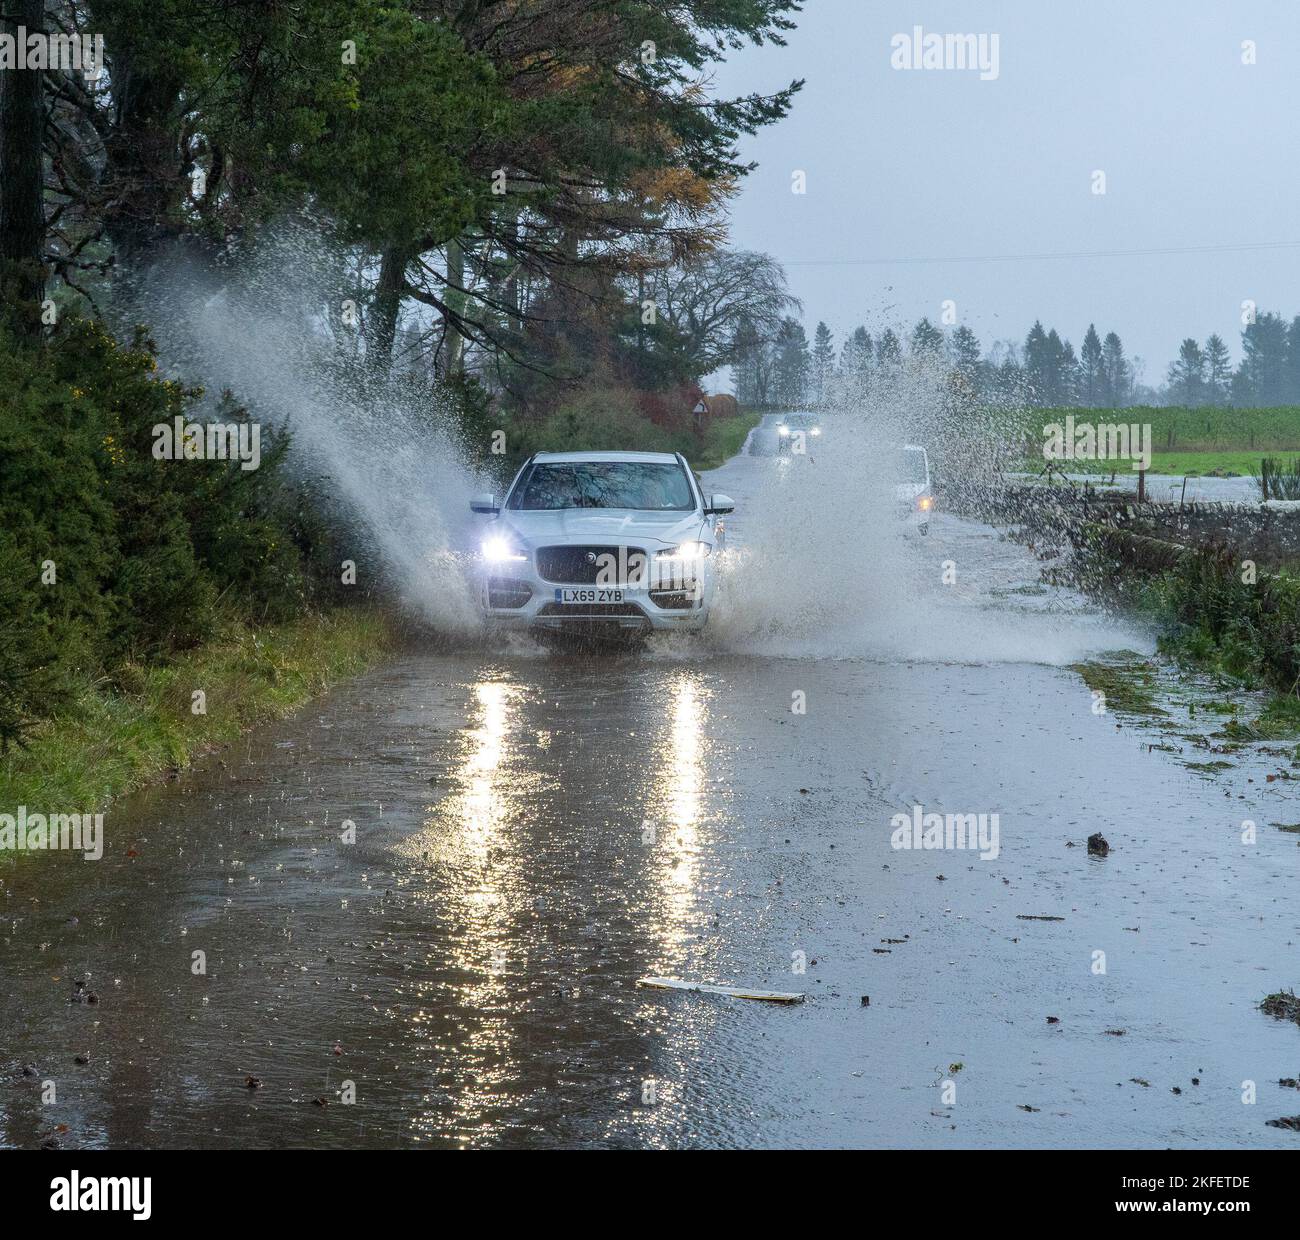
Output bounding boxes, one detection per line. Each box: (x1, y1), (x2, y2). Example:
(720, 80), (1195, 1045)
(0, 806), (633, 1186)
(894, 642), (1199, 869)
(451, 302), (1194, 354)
(443, 237), (466, 375)
(372, 244), (411, 362)
(0, 0), (48, 336)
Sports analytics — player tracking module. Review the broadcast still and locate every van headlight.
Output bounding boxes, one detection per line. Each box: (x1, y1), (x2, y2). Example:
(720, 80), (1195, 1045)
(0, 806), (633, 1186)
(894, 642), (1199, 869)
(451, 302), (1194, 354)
(656, 541), (710, 561)
(482, 535), (527, 563)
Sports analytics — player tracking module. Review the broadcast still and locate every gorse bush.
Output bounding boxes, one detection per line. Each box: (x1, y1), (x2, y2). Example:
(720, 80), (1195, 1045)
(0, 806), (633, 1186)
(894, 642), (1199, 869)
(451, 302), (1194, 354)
(0, 318), (352, 751)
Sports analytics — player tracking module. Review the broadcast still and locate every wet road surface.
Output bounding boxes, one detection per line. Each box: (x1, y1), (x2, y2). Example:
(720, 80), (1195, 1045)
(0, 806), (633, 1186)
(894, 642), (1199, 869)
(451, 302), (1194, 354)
(3, 446), (1300, 1149)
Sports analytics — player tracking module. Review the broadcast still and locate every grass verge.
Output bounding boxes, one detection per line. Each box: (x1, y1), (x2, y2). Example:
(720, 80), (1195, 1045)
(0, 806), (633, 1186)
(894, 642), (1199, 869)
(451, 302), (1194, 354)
(691, 411), (762, 472)
(0, 607), (398, 814)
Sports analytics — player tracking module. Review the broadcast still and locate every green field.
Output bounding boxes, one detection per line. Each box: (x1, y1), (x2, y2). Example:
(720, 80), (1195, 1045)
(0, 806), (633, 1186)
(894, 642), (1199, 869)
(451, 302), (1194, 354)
(1025, 405), (1300, 452)
(1047, 451), (1292, 478)
(1013, 405), (1300, 479)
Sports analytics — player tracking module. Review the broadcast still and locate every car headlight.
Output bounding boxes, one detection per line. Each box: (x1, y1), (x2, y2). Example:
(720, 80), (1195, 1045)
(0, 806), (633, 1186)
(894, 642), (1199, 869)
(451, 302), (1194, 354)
(778, 425), (790, 436)
(811, 426), (821, 436)
(656, 541), (711, 561)
(482, 535), (527, 563)
(917, 495), (934, 512)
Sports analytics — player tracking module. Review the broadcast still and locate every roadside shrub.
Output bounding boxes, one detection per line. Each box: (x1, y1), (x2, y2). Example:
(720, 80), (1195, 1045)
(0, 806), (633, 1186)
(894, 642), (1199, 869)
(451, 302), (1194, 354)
(0, 318), (350, 741)
(1145, 542), (1300, 691)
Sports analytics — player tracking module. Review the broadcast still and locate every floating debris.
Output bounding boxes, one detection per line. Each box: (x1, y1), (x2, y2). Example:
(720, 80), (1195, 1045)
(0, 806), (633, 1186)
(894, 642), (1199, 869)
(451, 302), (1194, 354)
(1260, 990), (1300, 1027)
(637, 977), (804, 1004)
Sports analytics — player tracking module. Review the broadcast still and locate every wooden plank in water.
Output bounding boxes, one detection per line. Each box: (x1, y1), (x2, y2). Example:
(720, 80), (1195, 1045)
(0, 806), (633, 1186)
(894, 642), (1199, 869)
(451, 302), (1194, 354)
(636, 977), (805, 1004)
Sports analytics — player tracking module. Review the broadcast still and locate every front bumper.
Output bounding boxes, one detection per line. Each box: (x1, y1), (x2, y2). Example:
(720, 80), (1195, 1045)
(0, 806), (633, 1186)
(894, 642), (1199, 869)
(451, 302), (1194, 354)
(477, 557), (714, 634)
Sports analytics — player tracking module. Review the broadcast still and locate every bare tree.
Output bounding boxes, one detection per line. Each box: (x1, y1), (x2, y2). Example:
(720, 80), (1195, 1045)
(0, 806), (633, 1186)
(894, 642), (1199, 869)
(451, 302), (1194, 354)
(644, 249), (798, 375)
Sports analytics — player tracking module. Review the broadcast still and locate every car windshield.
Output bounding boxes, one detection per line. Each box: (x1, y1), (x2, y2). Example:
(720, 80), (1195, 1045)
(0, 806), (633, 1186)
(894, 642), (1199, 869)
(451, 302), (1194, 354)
(892, 450), (928, 484)
(508, 461), (696, 511)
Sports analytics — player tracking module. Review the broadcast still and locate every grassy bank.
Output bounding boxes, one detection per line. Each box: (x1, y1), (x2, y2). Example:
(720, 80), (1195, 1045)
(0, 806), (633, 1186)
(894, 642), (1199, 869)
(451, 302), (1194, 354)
(1066, 525), (1300, 729)
(692, 410), (762, 471)
(0, 607), (398, 814)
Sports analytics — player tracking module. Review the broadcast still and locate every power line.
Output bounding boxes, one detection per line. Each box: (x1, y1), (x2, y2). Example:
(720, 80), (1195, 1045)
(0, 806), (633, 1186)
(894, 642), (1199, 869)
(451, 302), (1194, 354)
(782, 240), (1300, 267)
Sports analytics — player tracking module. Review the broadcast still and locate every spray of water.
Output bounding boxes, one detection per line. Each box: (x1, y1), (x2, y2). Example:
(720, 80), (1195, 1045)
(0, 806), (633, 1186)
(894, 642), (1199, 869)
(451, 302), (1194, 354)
(127, 225), (483, 631)
(696, 357), (1152, 665)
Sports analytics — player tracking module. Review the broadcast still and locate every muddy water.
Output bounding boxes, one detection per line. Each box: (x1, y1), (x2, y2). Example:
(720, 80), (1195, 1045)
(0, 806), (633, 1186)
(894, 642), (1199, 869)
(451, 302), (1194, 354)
(3, 455), (1300, 1149)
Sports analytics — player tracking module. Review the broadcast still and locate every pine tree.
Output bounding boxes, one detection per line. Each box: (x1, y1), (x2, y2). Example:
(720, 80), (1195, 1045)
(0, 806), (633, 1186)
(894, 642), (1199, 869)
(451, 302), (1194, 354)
(1054, 333), (1079, 406)
(1166, 338), (1207, 405)
(732, 315), (765, 407)
(951, 326), (982, 379)
(910, 317), (944, 361)
(1285, 316), (1300, 403)
(1023, 321), (1050, 406)
(1080, 325), (1103, 406)
(876, 329), (902, 370)
(1239, 312), (1289, 406)
(840, 326), (872, 376)
(810, 321), (835, 404)
(1204, 334), (1232, 406)
(1100, 332), (1131, 409)
(771, 318), (810, 407)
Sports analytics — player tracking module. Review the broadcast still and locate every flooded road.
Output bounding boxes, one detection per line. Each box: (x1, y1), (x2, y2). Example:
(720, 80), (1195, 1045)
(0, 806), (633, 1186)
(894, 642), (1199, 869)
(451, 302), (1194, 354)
(4, 447), (1300, 1149)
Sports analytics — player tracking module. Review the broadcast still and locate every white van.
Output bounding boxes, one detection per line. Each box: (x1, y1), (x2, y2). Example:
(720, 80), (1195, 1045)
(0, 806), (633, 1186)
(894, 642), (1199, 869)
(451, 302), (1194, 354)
(894, 445), (934, 535)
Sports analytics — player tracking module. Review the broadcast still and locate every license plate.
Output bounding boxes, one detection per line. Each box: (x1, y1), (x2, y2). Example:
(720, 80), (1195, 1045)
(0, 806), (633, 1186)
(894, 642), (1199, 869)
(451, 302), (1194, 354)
(555, 588), (624, 603)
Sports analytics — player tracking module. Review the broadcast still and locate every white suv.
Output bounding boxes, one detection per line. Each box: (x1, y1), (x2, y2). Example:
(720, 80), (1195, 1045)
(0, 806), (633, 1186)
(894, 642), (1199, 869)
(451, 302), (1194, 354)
(469, 451), (734, 636)
(894, 444), (934, 534)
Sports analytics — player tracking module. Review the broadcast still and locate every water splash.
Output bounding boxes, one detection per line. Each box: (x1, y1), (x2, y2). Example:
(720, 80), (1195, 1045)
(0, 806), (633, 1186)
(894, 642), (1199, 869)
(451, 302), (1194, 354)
(695, 359), (1152, 665)
(127, 226), (482, 630)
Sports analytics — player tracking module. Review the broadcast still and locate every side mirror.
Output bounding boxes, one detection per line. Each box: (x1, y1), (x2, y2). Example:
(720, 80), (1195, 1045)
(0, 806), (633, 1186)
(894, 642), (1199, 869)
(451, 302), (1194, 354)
(705, 493), (735, 516)
(470, 493), (499, 514)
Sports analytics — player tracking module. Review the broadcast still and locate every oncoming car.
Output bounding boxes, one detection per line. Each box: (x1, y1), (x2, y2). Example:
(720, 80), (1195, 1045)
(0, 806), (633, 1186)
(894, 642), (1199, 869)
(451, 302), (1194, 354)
(776, 412), (822, 452)
(469, 451), (735, 637)
(893, 444), (934, 534)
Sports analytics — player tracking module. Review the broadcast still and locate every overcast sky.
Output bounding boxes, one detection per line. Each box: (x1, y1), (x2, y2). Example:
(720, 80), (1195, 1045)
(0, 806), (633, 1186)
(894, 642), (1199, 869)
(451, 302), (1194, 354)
(713, 0), (1300, 383)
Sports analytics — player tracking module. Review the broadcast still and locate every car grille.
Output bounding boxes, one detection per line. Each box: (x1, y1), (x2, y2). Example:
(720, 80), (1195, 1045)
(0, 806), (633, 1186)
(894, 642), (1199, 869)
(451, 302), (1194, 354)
(536, 545), (646, 584)
(487, 578), (532, 609)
